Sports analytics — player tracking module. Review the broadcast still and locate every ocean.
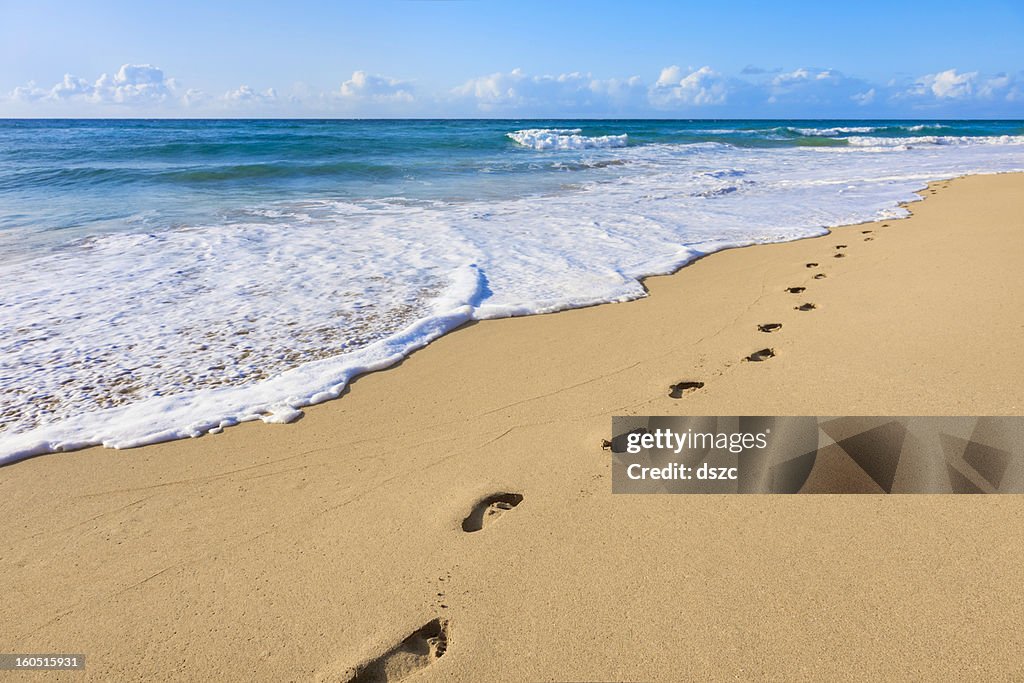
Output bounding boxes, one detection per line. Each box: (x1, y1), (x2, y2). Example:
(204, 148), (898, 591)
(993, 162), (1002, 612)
(1, 119), (1023, 463)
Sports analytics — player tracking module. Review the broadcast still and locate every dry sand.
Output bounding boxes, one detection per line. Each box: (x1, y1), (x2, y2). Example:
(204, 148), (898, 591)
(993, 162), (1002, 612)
(2, 173), (1023, 681)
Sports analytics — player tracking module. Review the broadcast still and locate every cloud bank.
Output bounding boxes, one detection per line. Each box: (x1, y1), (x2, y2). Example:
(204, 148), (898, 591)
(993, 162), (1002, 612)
(12, 64), (175, 106)
(4, 63), (1022, 117)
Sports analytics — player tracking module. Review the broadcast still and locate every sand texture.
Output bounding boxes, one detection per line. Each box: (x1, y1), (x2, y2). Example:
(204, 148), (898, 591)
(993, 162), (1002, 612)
(2, 174), (1023, 681)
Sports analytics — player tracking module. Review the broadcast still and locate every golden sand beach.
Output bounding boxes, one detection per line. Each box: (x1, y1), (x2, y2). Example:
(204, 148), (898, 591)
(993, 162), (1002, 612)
(2, 173), (1023, 681)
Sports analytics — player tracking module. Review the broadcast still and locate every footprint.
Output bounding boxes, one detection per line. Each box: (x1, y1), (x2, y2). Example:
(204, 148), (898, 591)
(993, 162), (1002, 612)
(758, 323), (782, 333)
(786, 286), (806, 294)
(834, 253), (845, 258)
(669, 381), (704, 398)
(795, 303), (816, 311)
(864, 237), (874, 241)
(806, 262), (818, 268)
(835, 245), (847, 250)
(609, 427), (649, 452)
(862, 230), (873, 234)
(882, 223), (890, 227)
(462, 493), (523, 532)
(745, 348), (775, 362)
(813, 273), (827, 280)
(347, 619), (449, 683)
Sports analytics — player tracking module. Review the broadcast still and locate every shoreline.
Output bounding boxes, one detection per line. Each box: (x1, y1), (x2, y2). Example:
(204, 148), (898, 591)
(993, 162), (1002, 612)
(2, 172), (1023, 680)
(0, 171), (993, 465)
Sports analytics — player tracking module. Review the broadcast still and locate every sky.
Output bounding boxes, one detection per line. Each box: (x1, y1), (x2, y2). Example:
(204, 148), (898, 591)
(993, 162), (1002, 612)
(1, 0), (1022, 118)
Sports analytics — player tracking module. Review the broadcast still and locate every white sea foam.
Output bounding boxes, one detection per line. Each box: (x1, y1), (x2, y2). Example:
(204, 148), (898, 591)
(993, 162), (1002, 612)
(2, 136), (1023, 464)
(847, 135), (1024, 148)
(793, 124), (951, 136)
(507, 128), (629, 150)
(792, 126), (880, 136)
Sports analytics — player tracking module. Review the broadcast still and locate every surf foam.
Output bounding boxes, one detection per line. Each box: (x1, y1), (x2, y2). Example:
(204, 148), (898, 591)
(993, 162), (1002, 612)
(507, 128), (629, 150)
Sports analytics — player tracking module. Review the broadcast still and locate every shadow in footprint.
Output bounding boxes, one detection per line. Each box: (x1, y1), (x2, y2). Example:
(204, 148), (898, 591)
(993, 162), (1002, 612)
(813, 273), (827, 280)
(806, 262), (818, 268)
(864, 237), (874, 241)
(610, 427), (648, 452)
(835, 245), (847, 250)
(745, 348), (775, 362)
(462, 493), (523, 532)
(862, 230), (873, 234)
(669, 381), (704, 398)
(795, 303), (816, 311)
(834, 253), (846, 258)
(758, 323), (782, 333)
(786, 286), (805, 294)
(348, 619), (449, 683)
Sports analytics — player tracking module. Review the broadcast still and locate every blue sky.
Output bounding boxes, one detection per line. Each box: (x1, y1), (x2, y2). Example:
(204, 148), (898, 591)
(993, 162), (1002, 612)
(1, 0), (1022, 117)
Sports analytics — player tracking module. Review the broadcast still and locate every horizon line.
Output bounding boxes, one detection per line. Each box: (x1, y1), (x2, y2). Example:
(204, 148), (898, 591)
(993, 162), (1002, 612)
(2, 116), (1023, 122)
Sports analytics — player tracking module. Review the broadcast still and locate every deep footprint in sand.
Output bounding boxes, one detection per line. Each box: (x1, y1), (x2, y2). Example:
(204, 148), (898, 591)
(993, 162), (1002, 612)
(862, 230), (873, 234)
(796, 303), (816, 311)
(806, 262), (818, 268)
(813, 273), (827, 280)
(758, 323), (782, 333)
(786, 286), (806, 294)
(864, 237), (874, 241)
(834, 253), (846, 258)
(669, 381), (704, 398)
(347, 619), (449, 683)
(462, 493), (524, 532)
(745, 348), (775, 362)
(835, 245), (847, 250)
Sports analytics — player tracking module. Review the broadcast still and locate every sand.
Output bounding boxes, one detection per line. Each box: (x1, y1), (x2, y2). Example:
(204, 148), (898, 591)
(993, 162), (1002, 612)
(2, 173), (1023, 681)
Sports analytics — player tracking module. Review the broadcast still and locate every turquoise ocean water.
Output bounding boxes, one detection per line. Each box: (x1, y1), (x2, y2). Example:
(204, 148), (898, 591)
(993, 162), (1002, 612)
(1, 119), (1022, 461)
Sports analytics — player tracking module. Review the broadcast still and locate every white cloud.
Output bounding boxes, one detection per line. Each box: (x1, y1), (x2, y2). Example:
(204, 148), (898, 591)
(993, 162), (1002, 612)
(993, 73), (1024, 102)
(51, 74), (94, 99)
(451, 68), (647, 114)
(852, 88), (876, 106)
(654, 66), (683, 88)
(772, 67), (812, 86)
(757, 67), (880, 113)
(650, 66), (729, 107)
(94, 64), (174, 103)
(10, 81), (48, 102)
(8, 64), (174, 106)
(914, 69), (978, 99)
(183, 88), (207, 107)
(771, 68), (853, 91)
(970, 72), (1019, 102)
(4, 62), (1023, 117)
(590, 75), (646, 104)
(339, 71), (413, 102)
(896, 68), (1023, 108)
(969, 72), (1021, 101)
(454, 68), (564, 109)
(225, 85), (278, 103)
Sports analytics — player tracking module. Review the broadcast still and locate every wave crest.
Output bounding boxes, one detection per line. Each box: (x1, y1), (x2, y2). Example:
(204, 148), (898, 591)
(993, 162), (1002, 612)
(847, 135), (1024, 148)
(507, 128), (628, 151)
